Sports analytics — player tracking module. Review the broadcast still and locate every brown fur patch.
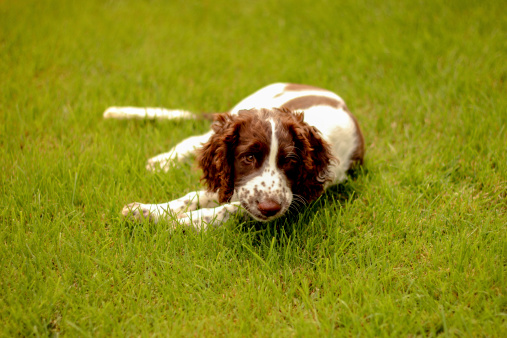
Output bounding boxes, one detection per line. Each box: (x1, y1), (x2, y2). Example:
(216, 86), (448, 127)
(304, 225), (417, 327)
(282, 95), (343, 111)
(284, 84), (327, 92)
(272, 108), (336, 202)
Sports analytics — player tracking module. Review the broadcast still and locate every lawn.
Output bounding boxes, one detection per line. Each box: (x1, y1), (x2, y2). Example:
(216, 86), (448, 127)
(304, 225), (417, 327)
(1, 0), (506, 336)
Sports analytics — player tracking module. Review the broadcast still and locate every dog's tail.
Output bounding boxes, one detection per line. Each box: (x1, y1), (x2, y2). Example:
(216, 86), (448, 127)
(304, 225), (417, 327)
(103, 107), (216, 121)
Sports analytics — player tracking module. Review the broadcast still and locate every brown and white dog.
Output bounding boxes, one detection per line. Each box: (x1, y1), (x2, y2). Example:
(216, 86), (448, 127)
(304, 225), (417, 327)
(104, 83), (364, 230)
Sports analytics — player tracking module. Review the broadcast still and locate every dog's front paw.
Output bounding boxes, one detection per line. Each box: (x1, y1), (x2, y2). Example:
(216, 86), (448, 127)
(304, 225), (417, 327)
(122, 202), (153, 221)
(176, 214), (204, 231)
(146, 155), (178, 172)
(146, 158), (168, 172)
(176, 211), (218, 231)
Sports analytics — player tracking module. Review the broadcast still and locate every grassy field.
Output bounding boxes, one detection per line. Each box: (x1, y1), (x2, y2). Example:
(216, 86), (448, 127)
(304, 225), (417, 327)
(1, 0), (506, 336)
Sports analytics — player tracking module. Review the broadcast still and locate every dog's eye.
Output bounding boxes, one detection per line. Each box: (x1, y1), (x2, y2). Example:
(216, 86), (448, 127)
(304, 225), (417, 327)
(243, 154), (256, 165)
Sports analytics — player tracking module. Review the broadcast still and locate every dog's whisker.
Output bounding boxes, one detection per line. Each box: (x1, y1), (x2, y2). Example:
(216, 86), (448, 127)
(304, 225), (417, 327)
(292, 194), (308, 207)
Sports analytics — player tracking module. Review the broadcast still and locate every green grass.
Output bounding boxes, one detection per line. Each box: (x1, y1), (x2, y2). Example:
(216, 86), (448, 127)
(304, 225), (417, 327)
(1, 0), (506, 336)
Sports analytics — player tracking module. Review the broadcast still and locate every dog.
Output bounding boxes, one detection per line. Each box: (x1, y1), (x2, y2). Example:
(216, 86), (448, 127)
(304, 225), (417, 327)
(104, 83), (364, 230)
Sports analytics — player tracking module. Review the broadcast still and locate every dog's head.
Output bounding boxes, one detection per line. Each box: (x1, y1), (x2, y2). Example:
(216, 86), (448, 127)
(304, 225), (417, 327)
(197, 108), (336, 221)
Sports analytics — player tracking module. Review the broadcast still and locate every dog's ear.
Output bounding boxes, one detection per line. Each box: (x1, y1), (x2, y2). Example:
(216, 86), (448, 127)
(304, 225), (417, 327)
(197, 113), (238, 203)
(289, 118), (337, 203)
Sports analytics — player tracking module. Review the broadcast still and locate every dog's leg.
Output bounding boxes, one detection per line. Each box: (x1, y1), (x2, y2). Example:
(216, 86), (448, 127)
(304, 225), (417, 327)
(122, 190), (220, 223)
(146, 131), (213, 171)
(103, 107), (195, 120)
(177, 202), (242, 231)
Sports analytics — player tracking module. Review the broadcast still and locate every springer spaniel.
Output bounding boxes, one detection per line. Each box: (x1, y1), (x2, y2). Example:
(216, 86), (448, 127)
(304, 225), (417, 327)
(104, 83), (364, 230)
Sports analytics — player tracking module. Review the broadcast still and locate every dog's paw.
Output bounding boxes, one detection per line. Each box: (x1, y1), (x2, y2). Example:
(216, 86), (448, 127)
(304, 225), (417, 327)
(146, 155), (182, 172)
(176, 215), (204, 231)
(176, 211), (218, 231)
(146, 158), (171, 172)
(121, 202), (153, 221)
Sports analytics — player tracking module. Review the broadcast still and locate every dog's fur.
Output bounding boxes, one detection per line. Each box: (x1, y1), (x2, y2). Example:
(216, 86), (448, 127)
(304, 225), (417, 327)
(104, 83), (364, 230)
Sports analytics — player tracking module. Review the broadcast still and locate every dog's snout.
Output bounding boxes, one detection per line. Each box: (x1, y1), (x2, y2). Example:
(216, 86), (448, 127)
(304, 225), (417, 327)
(257, 199), (282, 217)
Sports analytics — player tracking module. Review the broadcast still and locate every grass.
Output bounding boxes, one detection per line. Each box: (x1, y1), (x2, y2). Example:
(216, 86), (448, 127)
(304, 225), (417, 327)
(1, 0), (506, 336)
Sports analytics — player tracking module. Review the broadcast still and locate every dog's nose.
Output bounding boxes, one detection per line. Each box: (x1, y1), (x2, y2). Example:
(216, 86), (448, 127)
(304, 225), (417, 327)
(257, 199), (282, 217)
